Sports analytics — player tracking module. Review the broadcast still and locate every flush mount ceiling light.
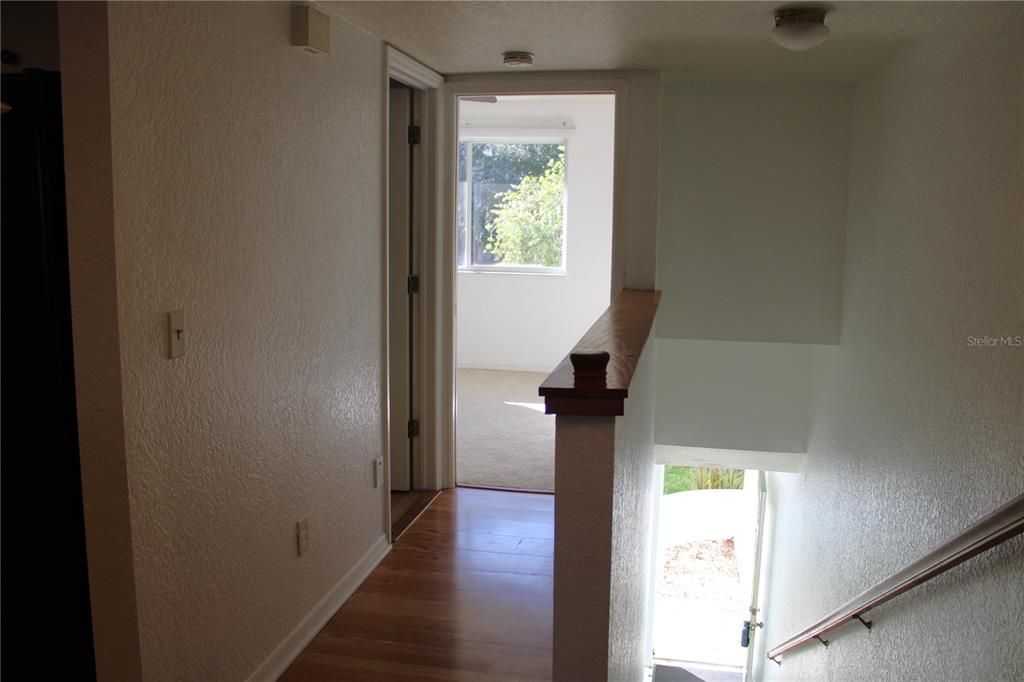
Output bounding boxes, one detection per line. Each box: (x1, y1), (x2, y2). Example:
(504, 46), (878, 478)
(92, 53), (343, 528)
(502, 51), (534, 67)
(772, 7), (830, 51)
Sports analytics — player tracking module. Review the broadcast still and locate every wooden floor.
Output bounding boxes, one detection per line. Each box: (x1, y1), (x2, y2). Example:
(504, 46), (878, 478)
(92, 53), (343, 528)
(390, 489), (440, 540)
(282, 488), (554, 681)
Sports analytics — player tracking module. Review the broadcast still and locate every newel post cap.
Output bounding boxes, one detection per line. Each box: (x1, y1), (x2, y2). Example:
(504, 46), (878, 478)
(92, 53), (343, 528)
(570, 350), (610, 387)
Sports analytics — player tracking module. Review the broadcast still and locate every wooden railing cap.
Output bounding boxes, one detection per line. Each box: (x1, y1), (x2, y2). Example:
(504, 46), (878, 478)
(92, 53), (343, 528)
(539, 289), (661, 416)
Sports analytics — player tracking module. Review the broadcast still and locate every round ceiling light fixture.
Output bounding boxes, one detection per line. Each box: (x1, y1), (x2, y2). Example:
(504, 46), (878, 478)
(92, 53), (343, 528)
(772, 7), (829, 51)
(502, 51), (534, 67)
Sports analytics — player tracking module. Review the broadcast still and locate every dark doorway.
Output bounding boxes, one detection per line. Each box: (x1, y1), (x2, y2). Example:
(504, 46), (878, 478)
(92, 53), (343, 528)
(2, 68), (96, 679)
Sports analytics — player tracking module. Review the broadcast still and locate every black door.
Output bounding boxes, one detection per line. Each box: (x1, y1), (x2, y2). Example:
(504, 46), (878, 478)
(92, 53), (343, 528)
(2, 69), (96, 679)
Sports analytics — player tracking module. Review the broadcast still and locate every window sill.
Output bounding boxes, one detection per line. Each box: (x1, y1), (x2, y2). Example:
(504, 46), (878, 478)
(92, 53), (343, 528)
(458, 267), (566, 277)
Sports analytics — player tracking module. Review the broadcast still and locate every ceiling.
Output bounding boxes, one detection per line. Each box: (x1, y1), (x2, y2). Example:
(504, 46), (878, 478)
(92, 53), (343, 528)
(326, 1), (959, 84)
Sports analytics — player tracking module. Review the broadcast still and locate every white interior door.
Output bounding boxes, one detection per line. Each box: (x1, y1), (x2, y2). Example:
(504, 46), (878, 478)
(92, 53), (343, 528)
(388, 86), (412, 491)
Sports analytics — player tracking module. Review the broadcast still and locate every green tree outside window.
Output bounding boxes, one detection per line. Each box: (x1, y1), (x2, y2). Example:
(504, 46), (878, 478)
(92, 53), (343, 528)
(483, 151), (565, 268)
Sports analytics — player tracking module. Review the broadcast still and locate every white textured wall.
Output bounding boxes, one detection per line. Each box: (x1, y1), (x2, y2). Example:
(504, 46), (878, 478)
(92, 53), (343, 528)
(655, 339), (837, 454)
(553, 413), (616, 680)
(657, 82), (850, 345)
(456, 96), (614, 372)
(552, 343), (657, 682)
(654, 82), (852, 455)
(105, 3), (386, 680)
(620, 71), (662, 291)
(758, 4), (1024, 680)
(608, 345), (657, 681)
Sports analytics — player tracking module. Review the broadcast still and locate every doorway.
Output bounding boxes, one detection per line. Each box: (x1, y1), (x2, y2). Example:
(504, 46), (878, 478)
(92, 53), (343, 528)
(387, 79), (438, 538)
(2, 67), (96, 677)
(453, 93), (616, 492)
(651, 467), (768, 682)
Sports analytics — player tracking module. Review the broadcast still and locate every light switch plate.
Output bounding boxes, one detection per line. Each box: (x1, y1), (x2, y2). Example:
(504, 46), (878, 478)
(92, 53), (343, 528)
(168, 309), (185, 359)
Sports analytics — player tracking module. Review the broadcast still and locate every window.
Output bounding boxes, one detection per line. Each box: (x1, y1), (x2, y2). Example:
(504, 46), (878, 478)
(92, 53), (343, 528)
(457, 139), (567, 272)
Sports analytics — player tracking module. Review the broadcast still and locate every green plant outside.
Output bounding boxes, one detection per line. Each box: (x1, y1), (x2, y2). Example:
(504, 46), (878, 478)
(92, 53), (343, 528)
(484, 153), (565, 267)
(663, 466), (744, 495)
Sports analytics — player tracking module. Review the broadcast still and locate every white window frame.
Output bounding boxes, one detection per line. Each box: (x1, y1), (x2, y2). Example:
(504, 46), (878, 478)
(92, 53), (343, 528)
(457, 128), (572, 275)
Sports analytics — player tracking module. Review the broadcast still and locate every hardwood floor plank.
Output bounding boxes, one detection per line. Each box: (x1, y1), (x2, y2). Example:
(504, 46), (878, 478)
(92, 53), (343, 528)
(383, 545), (555, 576)
(488, 519), (556, 539)
(299, 636), (551, 677)
(397, 529), (554, 557)
(286, 649), (545, 682)
(323, 605), (552, 650)
(282, 488), (554, 681)
(362, 565), (553, 598)
(391, 490), (440, 539)
(398, 526), (551, 553)
(442, 488), (554, 511)
(317, 609), (550, 647)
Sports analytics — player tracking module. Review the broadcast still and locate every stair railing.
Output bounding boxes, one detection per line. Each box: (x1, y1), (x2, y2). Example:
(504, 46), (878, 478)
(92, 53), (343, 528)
(766, 492), (1024, 664)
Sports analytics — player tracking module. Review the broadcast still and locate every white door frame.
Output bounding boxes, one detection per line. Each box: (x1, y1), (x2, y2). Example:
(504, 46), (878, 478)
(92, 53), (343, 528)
(744, 471), (769, 681)
(384, 48), (444, 536)
(425, 70), (661, 490)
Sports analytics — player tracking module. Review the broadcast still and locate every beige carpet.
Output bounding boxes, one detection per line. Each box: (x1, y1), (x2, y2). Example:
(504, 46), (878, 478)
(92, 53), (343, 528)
(456, 368), (555, 492)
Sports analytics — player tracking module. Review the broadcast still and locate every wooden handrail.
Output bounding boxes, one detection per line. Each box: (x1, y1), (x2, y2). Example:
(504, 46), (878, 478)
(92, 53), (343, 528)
(766, 492), (1024, 663)
(539, 289), (661, 416)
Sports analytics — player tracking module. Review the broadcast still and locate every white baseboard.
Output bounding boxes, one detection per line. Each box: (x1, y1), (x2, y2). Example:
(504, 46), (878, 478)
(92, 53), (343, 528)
(246, 534), (391, 682)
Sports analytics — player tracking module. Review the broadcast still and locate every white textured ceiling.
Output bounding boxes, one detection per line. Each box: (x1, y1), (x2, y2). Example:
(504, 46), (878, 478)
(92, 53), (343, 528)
(325, 1), (958, 84)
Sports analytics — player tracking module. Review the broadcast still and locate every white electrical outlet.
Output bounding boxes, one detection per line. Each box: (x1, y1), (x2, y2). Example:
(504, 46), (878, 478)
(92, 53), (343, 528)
(373, 457), (384, 488)
(296, 517), (309, 557)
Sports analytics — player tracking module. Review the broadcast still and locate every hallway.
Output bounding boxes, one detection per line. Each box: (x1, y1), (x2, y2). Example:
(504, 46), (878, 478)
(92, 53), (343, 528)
(283, 488), (554, 681)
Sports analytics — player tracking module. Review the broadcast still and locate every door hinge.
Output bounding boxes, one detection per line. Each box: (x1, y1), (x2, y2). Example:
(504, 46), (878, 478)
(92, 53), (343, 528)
(407, 419), (420, 438)
(407, 275), (420, 294)
(408, 125), (421, 145)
